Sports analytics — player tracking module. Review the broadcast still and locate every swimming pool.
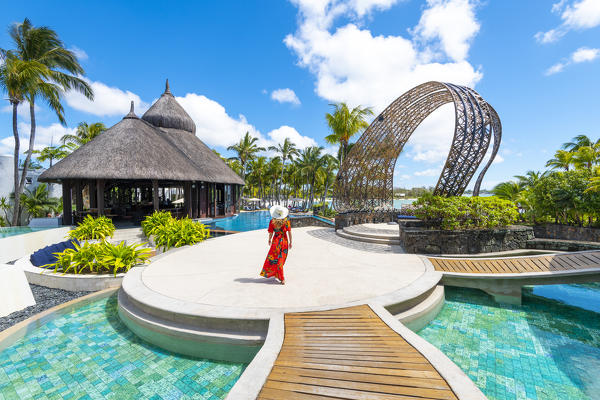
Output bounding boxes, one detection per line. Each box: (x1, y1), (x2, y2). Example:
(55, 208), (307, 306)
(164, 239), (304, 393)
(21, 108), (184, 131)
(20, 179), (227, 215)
(0, 294), (246, 399)
(208, 211), (333, 232)
(0, 227), (49, 239)
(419, 283), (600, 400)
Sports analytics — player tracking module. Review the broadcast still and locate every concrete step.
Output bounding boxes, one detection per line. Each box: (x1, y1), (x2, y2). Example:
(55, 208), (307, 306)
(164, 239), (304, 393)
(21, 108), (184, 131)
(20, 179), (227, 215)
(342, 226), (399, 240)
(336, 229), (401, 245)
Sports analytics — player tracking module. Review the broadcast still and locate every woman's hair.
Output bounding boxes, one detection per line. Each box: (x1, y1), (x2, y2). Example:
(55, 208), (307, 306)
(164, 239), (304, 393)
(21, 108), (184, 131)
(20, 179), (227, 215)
(272, 218), (285, 229)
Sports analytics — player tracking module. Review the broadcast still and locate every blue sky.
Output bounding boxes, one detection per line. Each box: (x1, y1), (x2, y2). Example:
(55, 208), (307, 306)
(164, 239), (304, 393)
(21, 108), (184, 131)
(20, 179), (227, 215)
(1, 0), (599, 190)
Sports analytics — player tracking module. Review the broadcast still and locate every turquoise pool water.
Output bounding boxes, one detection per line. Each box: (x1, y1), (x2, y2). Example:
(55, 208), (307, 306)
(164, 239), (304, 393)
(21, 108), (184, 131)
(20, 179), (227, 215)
(419, 284), (600, 400)
(0, 294), (246, 399)
(209, 211), (333, 232)
(0, 227), (48, 239)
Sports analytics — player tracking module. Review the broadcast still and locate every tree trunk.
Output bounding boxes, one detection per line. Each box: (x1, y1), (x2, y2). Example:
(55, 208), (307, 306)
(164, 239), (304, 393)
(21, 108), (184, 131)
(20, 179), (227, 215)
(11, 102), (20, 226)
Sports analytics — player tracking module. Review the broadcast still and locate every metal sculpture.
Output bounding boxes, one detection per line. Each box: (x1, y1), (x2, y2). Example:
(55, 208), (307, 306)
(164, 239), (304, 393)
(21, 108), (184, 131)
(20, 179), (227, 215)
(333, 81), (502, 212)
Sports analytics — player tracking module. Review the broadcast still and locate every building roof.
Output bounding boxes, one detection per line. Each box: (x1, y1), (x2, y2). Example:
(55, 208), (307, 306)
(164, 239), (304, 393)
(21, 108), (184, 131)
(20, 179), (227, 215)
(39, 82), (244, 185)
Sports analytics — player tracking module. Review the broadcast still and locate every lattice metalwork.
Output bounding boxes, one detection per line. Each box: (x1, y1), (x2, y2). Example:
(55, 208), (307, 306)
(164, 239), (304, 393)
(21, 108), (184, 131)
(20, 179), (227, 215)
(333, 81), (502, 212)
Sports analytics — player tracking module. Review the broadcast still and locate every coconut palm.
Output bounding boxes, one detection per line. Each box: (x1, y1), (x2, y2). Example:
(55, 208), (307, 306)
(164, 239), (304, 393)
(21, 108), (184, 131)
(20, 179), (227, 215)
(247, 156), (268, 205)
(297, 146), (325, 208)
(491, 181), (523, 202)
(572, 145), (599, 170)
(0, 197), (11, 226)
(268, 138), (299, 204)
(32, 144), (69, 167)
(514, 170), (548, 188)
(0, 18), (93, 225)
(546, 150), (574, 171)
(20, 183), (60, 220)
(325, 103), (373, 164)
(320, 154), (339, 204)
(60, 122), (106, 150)
(562, 135), (598, 151)
(227, 132), (265, 181)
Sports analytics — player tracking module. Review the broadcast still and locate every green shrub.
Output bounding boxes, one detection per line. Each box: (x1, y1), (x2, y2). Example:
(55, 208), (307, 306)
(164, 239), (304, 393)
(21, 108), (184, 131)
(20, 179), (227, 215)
(317, 205), (337, 218)
(141, 210), (173, 237)
(413, 194), (519, 230)
(152, 217), (210, 251)
(44, 240), (151, 276)
(68, 215), (115, 240)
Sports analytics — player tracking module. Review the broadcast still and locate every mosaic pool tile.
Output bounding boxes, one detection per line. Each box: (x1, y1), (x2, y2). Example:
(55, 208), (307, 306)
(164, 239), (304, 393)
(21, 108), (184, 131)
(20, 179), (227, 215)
(0, 294), (246, 399)
(419, 284), (600, 400)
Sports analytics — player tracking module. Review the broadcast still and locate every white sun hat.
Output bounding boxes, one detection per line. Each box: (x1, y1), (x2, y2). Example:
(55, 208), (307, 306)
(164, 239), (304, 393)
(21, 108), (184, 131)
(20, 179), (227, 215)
(270, 205), (289, 219)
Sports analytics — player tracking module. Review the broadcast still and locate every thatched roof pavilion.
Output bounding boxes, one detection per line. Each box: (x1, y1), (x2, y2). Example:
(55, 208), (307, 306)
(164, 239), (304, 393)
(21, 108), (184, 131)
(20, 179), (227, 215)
(40, 80), (244, 225)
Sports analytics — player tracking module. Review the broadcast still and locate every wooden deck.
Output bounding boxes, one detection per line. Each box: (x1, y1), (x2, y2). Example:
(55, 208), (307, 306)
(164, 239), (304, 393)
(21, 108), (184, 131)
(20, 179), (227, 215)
(258, 305), (458, 400)
(428, 250), (600, 274)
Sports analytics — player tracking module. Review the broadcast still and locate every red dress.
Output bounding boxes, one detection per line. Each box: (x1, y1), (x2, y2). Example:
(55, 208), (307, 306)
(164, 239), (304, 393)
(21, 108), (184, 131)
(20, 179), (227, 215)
(260, 219), (291, 282)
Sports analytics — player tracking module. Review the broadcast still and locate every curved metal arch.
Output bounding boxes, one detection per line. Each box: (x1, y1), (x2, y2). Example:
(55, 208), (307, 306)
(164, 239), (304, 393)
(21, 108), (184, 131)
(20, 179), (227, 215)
(333, 81), (502, 212)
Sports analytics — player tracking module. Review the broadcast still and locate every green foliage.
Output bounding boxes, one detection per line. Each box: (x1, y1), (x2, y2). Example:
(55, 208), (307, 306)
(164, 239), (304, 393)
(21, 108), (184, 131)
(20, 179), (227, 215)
(68, 215), (115, 240)
(141, 211), (172, 237)
(0, 215), (6, 227)
(528, 170), (600, 225)
(44, 240), (151, 276)
(413, 194), (519, 230)
(152, 217), (210, 251)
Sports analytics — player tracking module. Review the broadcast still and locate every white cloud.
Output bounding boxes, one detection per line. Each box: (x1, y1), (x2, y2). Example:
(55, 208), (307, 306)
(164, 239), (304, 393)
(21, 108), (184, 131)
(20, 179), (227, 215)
(412, 0), (480, 62)
(536, 0), (600, 43)
(266, 125), (316, 149)
(545, 46), (599, 75)
(271, 88), (301, 105)
(175, 93), (316, 151)
(405, 104), (455, 164)
(69, 46), (88, 61)
(0, 122), (76, 157)
(1, 101), (41, 119)
(414, 168), (439, 177)
(571, 47), (599, 62)
(285, 0), (482, 113)
(64, 78), (149, 117)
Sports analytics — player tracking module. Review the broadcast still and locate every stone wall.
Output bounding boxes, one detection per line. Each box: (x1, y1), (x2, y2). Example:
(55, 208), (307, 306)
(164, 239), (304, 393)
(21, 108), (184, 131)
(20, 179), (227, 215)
(334, 211), (397, 230)
(399, 223), (534, 254)
(533, 223), (600, 243)
(291, 216), (334, 228)
(526, 238), (600, 252)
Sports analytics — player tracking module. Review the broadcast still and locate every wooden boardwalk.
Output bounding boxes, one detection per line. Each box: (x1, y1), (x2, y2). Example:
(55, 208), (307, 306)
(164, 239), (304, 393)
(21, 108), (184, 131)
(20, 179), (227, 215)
(258, 305), (458, 400)
(428, 250), (600, 274)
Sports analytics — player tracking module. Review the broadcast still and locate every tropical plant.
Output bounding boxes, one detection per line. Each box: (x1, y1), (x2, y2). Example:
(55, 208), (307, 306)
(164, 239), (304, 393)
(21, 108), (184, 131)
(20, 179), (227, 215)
(268, 138), (299, 203)
(0, 18), (93, 226)
(227, 132), (265, 181)
(152, 217), (210, 251)
(562, 135), (598, 151)
(60, 122), (106, 150)
(413, 194), (519, 230)
(297, 146), (325, 208)
(546, 149), (574, 171)
(68, 215), (115, 240)
(20, 183), (60, 220)
(141, 210), (173, 237)
(0, 197), (11, 225)
(44, 240), (151, 276)
(491, 181), (523, 202)
(325, 103), (373, 164)
(32, 144), (68, 167)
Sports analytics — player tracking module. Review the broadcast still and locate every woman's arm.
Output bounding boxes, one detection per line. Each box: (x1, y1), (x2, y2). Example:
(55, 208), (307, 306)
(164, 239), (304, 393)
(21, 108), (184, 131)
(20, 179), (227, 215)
(287, 230), (292, 250)
(268, 232), (273, 246)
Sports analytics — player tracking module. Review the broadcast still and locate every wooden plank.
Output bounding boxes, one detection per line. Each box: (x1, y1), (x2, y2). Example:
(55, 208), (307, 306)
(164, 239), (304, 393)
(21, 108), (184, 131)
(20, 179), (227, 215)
(259, 387), (331, 400)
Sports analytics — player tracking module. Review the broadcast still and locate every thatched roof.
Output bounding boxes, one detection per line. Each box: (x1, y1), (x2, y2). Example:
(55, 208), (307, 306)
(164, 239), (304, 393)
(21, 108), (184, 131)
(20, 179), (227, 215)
(39, 83), (244, 185)
(141, 80), (196, 134)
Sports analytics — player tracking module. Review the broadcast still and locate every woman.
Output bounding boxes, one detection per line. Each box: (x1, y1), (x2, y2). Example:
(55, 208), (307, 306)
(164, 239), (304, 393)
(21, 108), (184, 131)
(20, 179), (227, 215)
(260, 205), (292, 284)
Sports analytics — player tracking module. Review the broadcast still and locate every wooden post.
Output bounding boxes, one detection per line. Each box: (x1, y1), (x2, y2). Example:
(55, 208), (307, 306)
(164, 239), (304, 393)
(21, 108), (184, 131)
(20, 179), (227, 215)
(213, 183), (218, 217)
(97, 179), (105, 216)
(152, 180), (159, 211)
(90, 181), (97, 208)
(61, 180), (72, 225)
(192, 182), (199, 219)
(184, 182), (192, 218)
(75, 180), (83, 214)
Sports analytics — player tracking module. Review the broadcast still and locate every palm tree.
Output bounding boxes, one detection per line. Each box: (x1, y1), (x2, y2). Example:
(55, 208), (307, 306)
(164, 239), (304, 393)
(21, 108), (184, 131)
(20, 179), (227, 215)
(247, 157), (268, 205)
(514, 170), (548, 188)
(20, 183), (60, 221)
(268, 138), (299, 204)
(227, 132), (265, 181)
(572, 145), (599, 170)
(320, 154), (339, 204)
(0, 18), (93, 225)
(546, 150), (574, 171)
(491, 181), (523, 202)
(61, 122), (106, 150)
(325, 103), (373, 164)
(562, 135), (598, 151)
(298, 146), (325, 208)
(0, 197), (11, 226)
(32, 144), (69, 167)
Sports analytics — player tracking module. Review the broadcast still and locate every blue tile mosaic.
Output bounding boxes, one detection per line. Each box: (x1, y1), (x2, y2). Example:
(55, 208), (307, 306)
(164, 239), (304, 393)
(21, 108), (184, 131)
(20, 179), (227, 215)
(419, 284), (600, 400)
(0, 294), (246, 399)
